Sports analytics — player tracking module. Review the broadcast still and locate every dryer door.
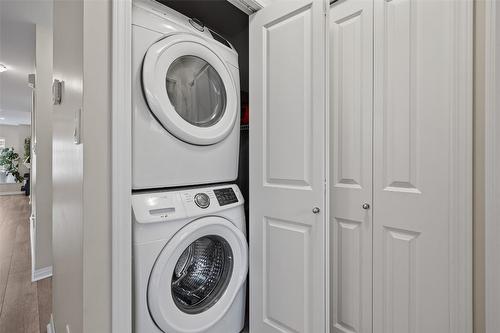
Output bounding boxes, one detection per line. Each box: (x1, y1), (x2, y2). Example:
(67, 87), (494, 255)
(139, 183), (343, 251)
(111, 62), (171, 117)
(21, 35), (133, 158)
(148, 216), (248, 333)
(142, 33), (238, 146)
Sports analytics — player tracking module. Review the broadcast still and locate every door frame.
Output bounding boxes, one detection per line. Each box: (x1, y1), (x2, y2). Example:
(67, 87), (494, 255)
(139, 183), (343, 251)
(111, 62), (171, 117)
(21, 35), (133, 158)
(324, 0), (331, 330)
(111, 0), (133, 332)
(484, 1), (500, 331)
(445, 1), (474, 330)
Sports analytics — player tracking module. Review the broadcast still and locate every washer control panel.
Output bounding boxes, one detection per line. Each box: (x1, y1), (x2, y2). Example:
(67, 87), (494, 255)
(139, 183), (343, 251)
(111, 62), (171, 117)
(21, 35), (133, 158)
(194, 193), (210, 209)
(132, 185), (243, 224)
(214, 187), (238, 206)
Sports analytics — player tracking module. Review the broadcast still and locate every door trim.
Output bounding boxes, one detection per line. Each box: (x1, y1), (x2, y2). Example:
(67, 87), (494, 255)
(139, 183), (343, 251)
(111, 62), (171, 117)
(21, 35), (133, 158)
(32, 265), (53, 282)
(484, 2), (500, 331)
(112, 1), (133, 333)
(445, 1), (473, 331)
(324, 0), (330, 330)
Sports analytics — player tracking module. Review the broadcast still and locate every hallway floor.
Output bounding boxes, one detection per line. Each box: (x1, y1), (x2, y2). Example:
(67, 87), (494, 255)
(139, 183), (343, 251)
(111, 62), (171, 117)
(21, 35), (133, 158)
(0, 195), (51, 333)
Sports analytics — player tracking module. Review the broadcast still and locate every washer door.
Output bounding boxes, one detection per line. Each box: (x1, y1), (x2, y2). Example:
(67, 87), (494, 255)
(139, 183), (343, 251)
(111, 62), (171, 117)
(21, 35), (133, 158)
(142, 33), (238, 146)
(148, 216), (248, 333)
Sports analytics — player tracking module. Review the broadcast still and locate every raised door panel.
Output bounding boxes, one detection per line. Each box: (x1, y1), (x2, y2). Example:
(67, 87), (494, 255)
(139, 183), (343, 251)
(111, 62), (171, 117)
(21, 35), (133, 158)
(329, 1), (373, 332)
(373, 0), (472, 332)
(380, 0), (419, 193)
(382, 227), (420, 333)
(264, 218), (312, 332)
(332, 9), (363, 189)
(250, 1), (327, 332)
(332, 218), (362, 333)
(264, 5), (313, 189)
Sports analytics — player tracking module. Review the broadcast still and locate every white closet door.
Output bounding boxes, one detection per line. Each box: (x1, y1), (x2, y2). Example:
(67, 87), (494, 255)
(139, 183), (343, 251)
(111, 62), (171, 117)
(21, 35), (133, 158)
(373, 0), (472, 332)
(249, 0), (327, 332)
(329, 1), (373, 332)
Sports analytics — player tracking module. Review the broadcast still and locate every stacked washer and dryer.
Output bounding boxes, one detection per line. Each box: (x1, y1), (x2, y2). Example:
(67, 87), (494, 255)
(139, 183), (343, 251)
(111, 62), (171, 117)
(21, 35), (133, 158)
(131, 0), (247, 332)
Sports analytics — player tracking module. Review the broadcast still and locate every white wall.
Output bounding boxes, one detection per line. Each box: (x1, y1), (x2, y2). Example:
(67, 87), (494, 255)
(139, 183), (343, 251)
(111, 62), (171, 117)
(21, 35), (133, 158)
(52, 0), (112, 332)
(0, 124), (31, 192)
(52, 0), (84, 331)
(33, 22), (53, 272)
(82, 0), (112, 331)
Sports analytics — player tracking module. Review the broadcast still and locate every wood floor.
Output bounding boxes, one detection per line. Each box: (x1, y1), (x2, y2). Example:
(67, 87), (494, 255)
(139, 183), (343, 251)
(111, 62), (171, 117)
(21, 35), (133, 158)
(0, 195), (52, 333)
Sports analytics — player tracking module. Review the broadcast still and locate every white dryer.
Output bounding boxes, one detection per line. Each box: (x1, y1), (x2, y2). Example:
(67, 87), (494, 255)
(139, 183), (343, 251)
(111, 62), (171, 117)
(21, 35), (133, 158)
(132, 0), (241, 190)
(133, 184), (247, 333)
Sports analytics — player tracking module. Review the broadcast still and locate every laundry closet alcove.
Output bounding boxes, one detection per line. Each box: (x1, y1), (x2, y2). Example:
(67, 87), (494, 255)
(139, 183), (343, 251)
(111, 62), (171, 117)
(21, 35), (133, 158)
(111, 0), (473, 332)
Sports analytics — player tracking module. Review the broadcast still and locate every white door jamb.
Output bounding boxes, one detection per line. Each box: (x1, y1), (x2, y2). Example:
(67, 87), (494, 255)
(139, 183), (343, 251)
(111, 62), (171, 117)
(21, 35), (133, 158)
(484, 2), (500, 332)
(111, 1), (133, 332)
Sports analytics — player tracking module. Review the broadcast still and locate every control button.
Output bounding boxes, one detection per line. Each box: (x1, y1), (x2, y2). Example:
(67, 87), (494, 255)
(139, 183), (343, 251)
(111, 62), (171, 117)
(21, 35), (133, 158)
(194, 193), (210, 209)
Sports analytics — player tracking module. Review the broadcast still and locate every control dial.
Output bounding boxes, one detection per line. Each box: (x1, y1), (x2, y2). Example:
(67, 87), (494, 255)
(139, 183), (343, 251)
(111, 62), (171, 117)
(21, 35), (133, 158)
(194, 193), (210, 209)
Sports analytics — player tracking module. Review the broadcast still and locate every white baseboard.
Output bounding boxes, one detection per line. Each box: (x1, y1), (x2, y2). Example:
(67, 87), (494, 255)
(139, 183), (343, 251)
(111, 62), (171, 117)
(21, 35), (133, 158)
(0, 191), (24, 196)
(32, 265), (53, 282)
(47, 314), (55, 333)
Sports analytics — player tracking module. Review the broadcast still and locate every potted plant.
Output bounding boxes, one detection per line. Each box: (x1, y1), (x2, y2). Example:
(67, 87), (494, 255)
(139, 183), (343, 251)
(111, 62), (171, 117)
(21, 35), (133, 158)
(23, 137), (31, 169)
(0, 147), (24, 183)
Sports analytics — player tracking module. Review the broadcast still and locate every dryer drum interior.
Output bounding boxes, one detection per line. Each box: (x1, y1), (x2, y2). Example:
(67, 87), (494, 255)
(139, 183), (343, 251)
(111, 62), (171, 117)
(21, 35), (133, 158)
(166, 55), (227, 128)
(171, 235), (234, 314)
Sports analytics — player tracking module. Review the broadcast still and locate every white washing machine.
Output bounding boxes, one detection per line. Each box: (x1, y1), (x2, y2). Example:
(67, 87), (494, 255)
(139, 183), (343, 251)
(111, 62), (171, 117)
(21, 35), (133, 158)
(132, 0), (241, 190)
(133, 184), (247, 333)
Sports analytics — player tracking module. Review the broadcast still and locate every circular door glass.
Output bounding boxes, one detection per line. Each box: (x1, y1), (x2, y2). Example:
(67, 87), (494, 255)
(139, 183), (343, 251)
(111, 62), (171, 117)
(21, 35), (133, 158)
(171, 235), (233, 314)
(166, 55), (227, 128)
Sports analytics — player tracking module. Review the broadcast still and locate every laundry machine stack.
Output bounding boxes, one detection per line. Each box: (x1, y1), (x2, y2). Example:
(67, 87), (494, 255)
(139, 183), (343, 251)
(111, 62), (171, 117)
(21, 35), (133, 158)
(130, 0), (247, 332)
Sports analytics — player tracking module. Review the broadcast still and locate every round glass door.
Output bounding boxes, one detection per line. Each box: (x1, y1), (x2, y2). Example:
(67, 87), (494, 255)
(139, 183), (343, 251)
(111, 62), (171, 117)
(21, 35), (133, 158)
(166, 56), (227, 128)
(147, 216), (247, 333)
(142, 34), (238, 146)
(171, 235), (233, 314)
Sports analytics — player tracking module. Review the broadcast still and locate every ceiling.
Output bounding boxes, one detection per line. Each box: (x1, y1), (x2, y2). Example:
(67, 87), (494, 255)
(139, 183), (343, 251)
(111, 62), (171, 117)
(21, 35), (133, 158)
(0, 0), (52, 126)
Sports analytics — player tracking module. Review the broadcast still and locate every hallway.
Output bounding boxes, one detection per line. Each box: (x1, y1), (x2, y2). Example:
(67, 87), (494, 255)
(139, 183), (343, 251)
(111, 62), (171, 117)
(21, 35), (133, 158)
(0, 195), (51, 333)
